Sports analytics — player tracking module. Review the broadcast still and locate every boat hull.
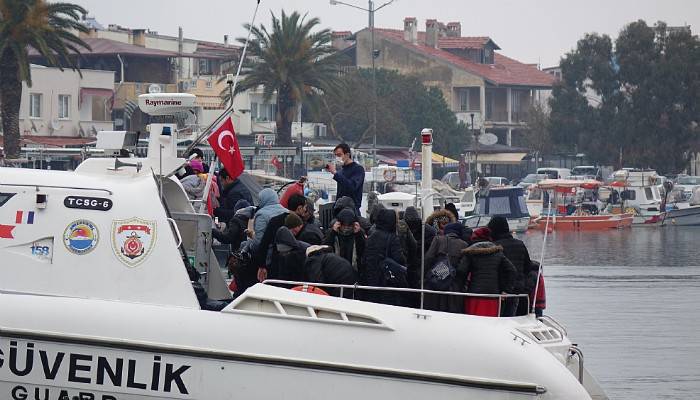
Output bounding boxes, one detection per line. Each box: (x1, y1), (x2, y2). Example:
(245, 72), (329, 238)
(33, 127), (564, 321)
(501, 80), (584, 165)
(661, 206), (700, 226)
(0, 287), (595, 400)
(533, 214), (633, 231)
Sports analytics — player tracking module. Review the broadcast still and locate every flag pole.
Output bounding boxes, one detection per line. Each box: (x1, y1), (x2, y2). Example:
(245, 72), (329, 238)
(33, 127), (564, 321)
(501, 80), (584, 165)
(184, 0), (261, 156)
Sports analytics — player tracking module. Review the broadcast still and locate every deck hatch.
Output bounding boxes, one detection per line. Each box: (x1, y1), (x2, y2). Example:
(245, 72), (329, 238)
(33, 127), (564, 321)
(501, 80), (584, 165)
(229, 296), (384, 326)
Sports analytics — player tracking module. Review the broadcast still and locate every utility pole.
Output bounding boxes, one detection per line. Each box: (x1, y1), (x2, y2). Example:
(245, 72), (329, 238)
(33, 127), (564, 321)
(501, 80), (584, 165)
(370, 0), (377, 167)
(330, 0), (394, 166)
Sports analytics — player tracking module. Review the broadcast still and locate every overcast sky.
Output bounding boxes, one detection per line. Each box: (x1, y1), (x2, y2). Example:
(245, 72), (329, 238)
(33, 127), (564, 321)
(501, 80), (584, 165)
(74, 0), (698, 67)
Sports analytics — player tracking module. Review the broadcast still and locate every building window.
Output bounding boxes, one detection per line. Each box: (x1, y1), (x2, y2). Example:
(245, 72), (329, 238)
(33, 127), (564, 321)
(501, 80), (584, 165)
(198, 59), (212, 75)
(29, 93), (42, 118)
(251, 102), (277, 122)
(484, 47), (494, 64)
(58, 95), (70, 119)
(459, 88), (481, 112)
(206, 80), (213, 89)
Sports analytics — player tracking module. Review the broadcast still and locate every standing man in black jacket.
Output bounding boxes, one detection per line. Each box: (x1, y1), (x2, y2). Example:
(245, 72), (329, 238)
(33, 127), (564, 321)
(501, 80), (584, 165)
(326, 143), (365, 215)
(488, 216), (533, 316)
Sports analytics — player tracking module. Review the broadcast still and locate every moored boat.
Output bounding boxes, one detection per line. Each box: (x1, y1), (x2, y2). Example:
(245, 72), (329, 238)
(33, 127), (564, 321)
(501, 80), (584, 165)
(463, 186), (531, 232)
(661, 187), (700, 226)
(532, 179), (633, 231)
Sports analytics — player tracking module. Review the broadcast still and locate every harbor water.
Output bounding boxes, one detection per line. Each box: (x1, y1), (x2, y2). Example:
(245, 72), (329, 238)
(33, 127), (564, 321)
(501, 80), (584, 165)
(520, 227), (700, 400)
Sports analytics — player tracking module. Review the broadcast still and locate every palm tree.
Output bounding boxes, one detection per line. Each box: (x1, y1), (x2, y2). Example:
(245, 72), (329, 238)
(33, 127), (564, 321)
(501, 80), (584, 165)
(231, 10), (340, 145)
(0, 0), (90, 159)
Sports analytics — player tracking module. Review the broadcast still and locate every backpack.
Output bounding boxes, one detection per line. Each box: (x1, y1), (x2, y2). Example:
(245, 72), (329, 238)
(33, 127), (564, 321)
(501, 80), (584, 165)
(425, 237), (456, 291)
(382, 234), (408, 288)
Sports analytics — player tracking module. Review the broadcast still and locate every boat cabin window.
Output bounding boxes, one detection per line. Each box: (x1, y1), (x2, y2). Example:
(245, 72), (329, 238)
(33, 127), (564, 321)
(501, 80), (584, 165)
(488, 196), (511, 214)
(528, 188), (542, 201)
(644, 187), (654, 201)
(621, 190), (636, 201)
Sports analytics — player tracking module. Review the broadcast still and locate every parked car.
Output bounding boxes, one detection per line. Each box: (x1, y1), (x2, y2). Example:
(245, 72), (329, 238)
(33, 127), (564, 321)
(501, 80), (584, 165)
(516, 173), (549, 189)
(484, 176), (510, 187)
(536, 167), (571, 179)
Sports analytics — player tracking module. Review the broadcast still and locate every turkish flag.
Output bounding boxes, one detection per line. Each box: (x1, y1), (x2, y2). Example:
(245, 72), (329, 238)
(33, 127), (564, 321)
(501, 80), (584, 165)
(207, 116), (244, 180)
(270, 156), (282, 170)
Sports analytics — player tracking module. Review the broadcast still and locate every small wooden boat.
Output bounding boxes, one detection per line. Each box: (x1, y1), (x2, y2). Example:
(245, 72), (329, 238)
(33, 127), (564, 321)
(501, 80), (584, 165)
(532, 179), (633, 231)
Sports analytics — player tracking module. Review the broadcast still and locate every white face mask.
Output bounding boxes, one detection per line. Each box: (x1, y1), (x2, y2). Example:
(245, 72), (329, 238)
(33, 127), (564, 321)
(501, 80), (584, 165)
(335, 156), (344, 164)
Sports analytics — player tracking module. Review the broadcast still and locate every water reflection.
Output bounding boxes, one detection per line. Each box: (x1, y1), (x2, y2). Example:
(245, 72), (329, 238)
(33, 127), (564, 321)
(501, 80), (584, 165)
(520, 227), (700, 400)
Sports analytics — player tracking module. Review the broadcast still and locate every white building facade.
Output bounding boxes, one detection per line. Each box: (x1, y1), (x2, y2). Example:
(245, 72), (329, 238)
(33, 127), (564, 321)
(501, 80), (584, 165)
(18, 65), (114, 137)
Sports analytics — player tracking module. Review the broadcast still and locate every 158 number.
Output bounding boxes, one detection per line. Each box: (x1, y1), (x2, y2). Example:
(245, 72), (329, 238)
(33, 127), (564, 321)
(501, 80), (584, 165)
(31, 246), (50, 256)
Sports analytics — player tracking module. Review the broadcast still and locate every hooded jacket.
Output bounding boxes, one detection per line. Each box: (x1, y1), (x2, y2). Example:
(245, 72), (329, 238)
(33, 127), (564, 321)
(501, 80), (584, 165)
(251, 189), (289, 267)
(333, 196), (371, 232)
(459, 241), (516, 294)
(361, 209), (405, 293)
(181, 174), (206, 199)
(271, 227), (309, 281)
(426, 209), (457, 233)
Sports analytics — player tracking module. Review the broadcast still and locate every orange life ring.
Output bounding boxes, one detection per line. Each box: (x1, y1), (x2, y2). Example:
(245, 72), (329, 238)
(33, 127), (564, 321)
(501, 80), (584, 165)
(291, 285), (329, 296)
(383, 168), (397, 182)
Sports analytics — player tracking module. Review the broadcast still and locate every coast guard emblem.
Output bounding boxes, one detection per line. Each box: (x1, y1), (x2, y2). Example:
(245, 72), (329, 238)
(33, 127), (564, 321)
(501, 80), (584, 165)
(111, 217), (156, 267)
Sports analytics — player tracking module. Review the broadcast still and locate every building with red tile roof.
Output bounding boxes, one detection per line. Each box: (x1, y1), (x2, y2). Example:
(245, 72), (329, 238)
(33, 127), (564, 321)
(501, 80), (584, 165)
(338, 18), (556, 149)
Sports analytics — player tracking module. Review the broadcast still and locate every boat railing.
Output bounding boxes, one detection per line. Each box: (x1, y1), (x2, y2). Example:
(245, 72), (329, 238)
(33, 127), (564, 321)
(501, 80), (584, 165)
(262, 279), (531, 317)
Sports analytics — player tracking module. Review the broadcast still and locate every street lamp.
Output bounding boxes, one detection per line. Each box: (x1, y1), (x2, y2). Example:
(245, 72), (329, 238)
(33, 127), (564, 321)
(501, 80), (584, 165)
(470, 112), (480, 184)
(330, 0), (395, 166)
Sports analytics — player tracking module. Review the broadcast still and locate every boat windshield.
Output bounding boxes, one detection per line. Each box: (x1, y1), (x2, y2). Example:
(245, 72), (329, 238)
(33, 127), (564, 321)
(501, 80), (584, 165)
(571, 167), (597, 176)
(677, 176), (700, 185)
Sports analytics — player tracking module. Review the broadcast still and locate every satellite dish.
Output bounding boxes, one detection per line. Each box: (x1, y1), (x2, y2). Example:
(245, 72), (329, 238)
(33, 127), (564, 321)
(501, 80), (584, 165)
(148, 84), (162, 94)
(479, 133), (498, 146)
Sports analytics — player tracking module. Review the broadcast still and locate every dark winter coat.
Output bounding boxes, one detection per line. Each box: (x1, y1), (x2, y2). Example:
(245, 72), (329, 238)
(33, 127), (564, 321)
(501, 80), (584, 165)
(493, 233), (533, 293)
(304, 252), (358, 296)
(214, 179), (253, 222)
(397, 218), (419, 288)
(361, 209), (405, 304)
(271, 227), (308, 282)
(212, 214), (248, 251)
(423, 233), (470, 313)
(298, 222), (324, 245)
(333, 161), (365, 212)
(324, 229), (365, 272)
(404, 206), (436, 254)
(459, 241), (516, 295)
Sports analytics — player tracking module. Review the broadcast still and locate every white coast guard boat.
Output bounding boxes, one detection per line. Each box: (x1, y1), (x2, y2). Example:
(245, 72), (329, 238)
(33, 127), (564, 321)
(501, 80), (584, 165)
(0, 94), (607, 400)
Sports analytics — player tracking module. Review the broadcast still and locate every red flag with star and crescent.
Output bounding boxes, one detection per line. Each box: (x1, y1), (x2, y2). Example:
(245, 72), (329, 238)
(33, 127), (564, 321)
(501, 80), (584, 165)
(207, 115), (244, 179)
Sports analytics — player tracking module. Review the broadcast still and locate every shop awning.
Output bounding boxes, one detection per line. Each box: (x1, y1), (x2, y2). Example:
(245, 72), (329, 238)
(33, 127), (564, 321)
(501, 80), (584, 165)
(431, 153), (459, 165)
(476, 152), (527, 165)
